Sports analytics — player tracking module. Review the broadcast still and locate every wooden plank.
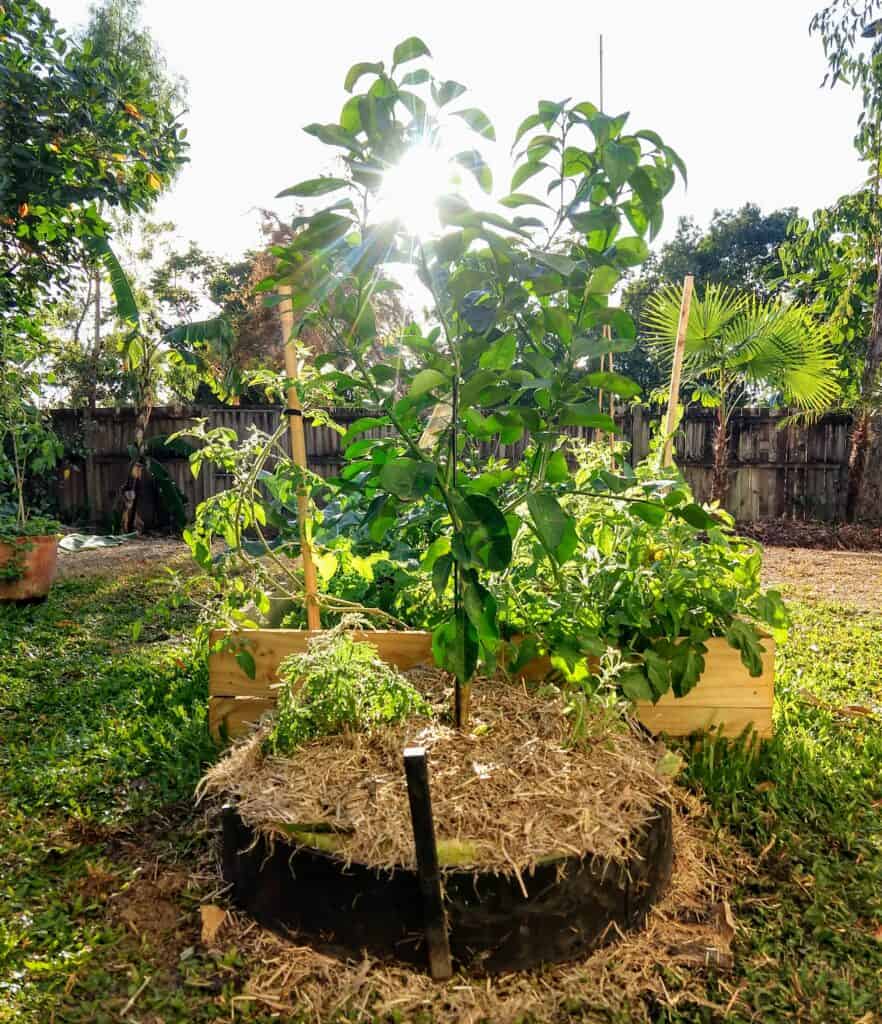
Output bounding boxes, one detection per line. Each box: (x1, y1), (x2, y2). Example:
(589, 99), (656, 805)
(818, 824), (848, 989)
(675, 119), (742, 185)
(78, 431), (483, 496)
(210, 631), (774, 741)
(636, 704), (772, 739)
(209, 696), (275, 739)
(403, 747), (453, 981)
(209, 629), (435, 697)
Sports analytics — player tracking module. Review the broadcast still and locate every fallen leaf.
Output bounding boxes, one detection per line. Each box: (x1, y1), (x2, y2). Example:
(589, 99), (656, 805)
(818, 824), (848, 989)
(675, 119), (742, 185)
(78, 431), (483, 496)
(18, 202), (28, 218)
(754, 780), (777, 793)
(123, 101), (142, 119)
(200, 904), (227, 945)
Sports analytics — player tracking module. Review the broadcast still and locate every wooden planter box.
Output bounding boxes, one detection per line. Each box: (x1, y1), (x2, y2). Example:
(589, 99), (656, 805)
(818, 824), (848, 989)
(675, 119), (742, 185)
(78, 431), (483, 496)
(208, 629), (774, 741)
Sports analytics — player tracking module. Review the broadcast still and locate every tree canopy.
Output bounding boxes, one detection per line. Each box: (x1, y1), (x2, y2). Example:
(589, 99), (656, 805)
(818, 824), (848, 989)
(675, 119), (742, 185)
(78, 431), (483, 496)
(0, 0), (188, 329)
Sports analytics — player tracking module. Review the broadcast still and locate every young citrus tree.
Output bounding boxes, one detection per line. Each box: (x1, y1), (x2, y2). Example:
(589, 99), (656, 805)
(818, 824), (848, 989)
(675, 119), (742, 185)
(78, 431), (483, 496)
(261, 37), (694, 724)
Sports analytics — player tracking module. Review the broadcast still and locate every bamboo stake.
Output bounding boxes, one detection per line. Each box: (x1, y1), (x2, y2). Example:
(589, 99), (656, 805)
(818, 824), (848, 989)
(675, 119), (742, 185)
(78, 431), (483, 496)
(278, 286), (321, 631)
(662, 275), (694, 468)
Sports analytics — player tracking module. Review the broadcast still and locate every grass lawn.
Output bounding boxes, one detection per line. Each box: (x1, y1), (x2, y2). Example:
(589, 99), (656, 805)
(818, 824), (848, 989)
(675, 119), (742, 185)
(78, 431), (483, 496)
(0, 560), (880, 1023)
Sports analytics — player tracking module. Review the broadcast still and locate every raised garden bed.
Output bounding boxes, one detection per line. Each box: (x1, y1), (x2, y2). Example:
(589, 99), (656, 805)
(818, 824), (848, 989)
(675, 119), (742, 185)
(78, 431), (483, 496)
(207, 628), (774, 741)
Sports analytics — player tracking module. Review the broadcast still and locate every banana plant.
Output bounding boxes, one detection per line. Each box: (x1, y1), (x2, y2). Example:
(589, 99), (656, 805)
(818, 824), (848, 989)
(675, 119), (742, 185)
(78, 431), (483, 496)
(642, 283), (841, 503)
(89, 235), (235, 531)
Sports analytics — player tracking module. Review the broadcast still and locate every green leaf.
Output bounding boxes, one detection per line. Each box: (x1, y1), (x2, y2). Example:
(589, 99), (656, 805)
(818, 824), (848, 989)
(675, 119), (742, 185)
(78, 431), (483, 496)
(582, 371), (641, 399)
(726, 620), (765, 677)
(530, 250), (576, 277)
(235, 649), (256, 680)
(526, 492), (578, 564)
(276, 177), (349, 198)
(478, 332), (516, 370)
(303, 122), (362, 153)
(393, 36), (431, 68)
(379, 458), (436, 500)
(432, 616), (478, 683)
(463, 577), (500, 649)
(500, 193), (551, 210)
(628, 501), (666, 526)
(452, 107), (496, 140)
(341, 416), (390, 446)
(673, 503), (717, 530)
(511, 161), (548, 191)
(453, 150), (492, 193)
(559, 405), (617, 432)
(546, 449), (569, 483)
(544, 306), (572, 344)
(86, 237), (139, 327)
(611, 236), (650, 266)
(400, 68), (430, 86)
(569, 207), (620, 235)
(421, 535), (451, 571)
(344, 61), (384, 92)
(512, 112), (542, 150)
(408, 368), (448, 398)
(619, 667), (654, 702)
(432, 553), (453, 597)
(452, 493), (512, 571)
(602, 140), (639, 187)
(433, 79), (467, 106)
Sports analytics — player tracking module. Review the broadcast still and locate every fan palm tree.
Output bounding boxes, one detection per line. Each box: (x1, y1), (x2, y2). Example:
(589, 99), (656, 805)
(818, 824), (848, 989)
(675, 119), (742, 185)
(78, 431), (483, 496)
(642, 283), (841, 504)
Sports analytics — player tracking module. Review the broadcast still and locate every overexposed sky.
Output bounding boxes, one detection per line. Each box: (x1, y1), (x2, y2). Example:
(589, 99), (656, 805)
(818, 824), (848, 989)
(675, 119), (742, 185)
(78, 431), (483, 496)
(50, 0), (866, 262)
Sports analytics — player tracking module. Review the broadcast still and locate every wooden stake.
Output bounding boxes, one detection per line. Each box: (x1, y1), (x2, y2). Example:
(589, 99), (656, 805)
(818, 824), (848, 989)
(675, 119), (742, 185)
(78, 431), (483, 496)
(278, 286), (321, 631)
(662, 275), (694, 468)
(403, 747), (453, 981)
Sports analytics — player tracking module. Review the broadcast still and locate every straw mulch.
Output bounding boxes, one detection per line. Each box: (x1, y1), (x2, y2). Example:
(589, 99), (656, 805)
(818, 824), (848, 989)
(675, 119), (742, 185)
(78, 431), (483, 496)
(207, 792), (739, 1024)
(199, 669), (673, 873)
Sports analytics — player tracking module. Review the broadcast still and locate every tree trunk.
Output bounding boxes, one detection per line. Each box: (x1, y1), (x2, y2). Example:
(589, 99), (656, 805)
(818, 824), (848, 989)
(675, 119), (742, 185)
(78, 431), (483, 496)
(710, 410), (729, 507)
(848, 262), (882, 523)
(83, 270), (101, 526)
(119, 363), (153, 535)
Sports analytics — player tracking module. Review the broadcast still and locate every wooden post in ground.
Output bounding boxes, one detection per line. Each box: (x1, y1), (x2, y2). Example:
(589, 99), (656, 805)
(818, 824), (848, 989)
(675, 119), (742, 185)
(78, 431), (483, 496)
(278, 286), (321, 631)
(403, 746), (453, 981)
(662, 275), (695, 469)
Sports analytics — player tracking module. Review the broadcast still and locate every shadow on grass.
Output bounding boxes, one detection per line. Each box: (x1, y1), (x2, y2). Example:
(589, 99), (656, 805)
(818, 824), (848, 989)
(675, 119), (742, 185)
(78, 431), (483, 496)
(0, 573), (216, 823)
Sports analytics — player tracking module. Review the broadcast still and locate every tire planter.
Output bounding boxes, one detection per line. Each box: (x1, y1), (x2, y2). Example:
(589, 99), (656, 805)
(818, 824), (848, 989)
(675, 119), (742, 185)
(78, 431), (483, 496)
(0, 535), (58, 602)
(222, 799), (674, 975)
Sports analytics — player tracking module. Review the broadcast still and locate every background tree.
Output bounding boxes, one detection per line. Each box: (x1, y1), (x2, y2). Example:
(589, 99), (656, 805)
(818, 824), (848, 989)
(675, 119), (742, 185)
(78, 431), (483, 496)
(643, 283), (840, 503)
(621, 204), (795, 392)
(794, 0), (882, 522)
(0, 0), (187, 327)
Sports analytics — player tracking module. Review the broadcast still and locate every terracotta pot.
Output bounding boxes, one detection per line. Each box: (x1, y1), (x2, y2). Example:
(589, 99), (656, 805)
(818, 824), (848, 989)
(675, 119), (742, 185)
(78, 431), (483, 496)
(0, 535), (59, 601)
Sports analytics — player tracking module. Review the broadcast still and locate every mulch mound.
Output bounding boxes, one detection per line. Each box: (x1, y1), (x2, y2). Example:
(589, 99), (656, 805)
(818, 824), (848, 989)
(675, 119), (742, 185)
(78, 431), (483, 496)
(204, 792), (739, 1024)
(740, 519), (882, 550)
(199, 670), (671, 874)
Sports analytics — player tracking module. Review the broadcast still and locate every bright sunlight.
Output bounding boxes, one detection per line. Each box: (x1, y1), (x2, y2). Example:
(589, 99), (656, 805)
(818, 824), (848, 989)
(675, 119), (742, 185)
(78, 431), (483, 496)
(374, 141), (456, 237)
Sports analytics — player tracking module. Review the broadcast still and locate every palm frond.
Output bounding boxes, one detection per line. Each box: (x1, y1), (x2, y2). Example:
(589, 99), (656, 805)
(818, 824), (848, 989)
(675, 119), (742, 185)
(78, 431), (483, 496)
(642, 282), (745, 369)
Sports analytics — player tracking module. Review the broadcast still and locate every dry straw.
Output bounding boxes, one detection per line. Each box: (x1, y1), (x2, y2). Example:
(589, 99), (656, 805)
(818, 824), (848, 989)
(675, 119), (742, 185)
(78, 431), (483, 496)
(211, 793), (739, 1024)
(199, 668), (673, 873)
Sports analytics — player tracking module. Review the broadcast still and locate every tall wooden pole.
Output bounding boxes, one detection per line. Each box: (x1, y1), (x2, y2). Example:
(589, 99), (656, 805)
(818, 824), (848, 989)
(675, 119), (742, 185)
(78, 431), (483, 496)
(278, 286), (321, 631)
(662, 275), (694, 469)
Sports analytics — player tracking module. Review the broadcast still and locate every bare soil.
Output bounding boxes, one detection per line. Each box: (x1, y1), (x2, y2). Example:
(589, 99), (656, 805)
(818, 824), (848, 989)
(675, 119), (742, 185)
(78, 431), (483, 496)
(56, 536), (190, 581)
(761, 546), (882, 611)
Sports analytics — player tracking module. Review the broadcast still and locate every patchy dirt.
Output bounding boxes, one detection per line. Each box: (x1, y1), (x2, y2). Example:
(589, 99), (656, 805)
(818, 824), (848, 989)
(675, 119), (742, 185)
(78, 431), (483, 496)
(741, 519), (882, 550)
(761, 546), (882, 611)
(56, 536), (190, 581)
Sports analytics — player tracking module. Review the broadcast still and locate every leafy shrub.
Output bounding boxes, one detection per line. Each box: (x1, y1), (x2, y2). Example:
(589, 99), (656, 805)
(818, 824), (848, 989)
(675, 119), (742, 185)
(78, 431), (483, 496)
(266, 626), (431, 754)
(502, 438), (788, 702)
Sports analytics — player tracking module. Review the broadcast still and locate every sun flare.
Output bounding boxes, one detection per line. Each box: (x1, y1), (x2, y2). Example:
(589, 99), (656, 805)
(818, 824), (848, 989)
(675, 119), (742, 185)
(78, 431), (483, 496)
(374, 142), (454, 238)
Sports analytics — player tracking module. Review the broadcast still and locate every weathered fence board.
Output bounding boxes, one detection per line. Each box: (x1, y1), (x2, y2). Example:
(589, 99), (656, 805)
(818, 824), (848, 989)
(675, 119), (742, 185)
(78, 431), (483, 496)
(51, 404), (854, 527)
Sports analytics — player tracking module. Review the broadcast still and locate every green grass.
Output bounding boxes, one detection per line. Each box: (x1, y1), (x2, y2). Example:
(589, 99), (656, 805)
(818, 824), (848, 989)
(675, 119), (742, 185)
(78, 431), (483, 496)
(0, 566), (880, 1022)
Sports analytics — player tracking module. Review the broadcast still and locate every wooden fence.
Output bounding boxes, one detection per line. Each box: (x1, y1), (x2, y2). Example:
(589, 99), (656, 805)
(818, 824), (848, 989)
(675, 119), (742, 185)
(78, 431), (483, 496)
(51, 404), (854, 528)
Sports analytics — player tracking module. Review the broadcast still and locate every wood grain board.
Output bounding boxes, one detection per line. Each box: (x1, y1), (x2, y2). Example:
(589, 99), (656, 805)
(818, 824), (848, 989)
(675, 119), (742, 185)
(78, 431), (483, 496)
(208, 629), (774, 741)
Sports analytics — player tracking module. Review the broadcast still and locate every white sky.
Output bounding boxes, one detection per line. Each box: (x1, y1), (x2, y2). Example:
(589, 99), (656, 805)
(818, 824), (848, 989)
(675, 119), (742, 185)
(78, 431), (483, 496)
(50, 0), (866, 263)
